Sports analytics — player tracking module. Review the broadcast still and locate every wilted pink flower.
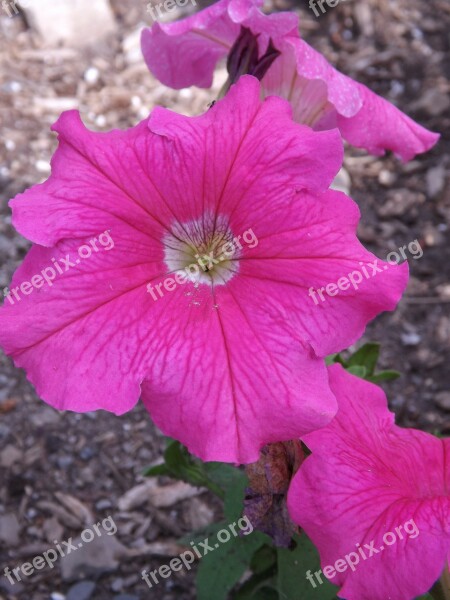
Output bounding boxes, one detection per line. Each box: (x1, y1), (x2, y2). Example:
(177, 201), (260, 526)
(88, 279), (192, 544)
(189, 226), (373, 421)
(288, 364), (450, 600)
(141, 0), (439, 161)
(0, 77), (407, 463)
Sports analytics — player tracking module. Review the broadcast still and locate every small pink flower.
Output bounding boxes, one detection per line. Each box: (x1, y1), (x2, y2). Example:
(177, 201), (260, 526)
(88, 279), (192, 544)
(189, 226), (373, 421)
(141, 0), (298, 89)
(0, 77), (407, 463)
(288, 364), (450, 600)
(141, 0), (439, 161)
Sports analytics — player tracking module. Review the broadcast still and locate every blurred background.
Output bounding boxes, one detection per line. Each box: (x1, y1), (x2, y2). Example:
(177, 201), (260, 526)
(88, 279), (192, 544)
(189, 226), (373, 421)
(0, 0), (449, 598)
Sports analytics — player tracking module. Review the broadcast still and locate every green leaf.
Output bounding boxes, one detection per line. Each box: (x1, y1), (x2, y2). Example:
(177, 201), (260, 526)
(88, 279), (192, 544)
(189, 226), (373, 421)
(367, 370), (401, 383)
(325, 353), (346, 366)
(250, 545), (277, 575)
(203, 463), (248, 520)
(196, 531), (268, 600)
(179, 464), (249, 545)
(234, 577), (278, 600)
(327, 343), (401, 384)
(325, 354), (339, 366)
(142, 463), (171, 477)
(232, 547), (277, 599)
(277, 535), (338, 600)
(195, 462), (269, 600)
(143, 439), (226, 499)
(347, 342), (380, 375)
(346, 365), (367, 379)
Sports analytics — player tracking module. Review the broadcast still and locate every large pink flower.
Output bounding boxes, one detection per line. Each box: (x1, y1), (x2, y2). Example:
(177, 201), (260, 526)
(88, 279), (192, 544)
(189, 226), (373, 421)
(0, 77), (407, 464)
(141, 0), (439, 161)
(288, 364), (450, 600)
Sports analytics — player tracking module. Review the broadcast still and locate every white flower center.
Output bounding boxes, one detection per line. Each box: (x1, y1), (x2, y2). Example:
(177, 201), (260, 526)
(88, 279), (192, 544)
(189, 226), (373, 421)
(164, 215), (239, 286)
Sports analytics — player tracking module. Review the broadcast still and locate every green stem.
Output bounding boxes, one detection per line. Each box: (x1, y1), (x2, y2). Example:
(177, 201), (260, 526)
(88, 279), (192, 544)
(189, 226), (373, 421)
(204, 479), (226, 501)
(430, 567), (450, 600)
(216, 76), (232, 100)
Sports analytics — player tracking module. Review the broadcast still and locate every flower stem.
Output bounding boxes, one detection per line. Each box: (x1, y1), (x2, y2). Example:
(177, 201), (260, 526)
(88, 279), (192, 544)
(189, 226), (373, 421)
(430, 567), (450, 600)
(217, 77), (232, 101)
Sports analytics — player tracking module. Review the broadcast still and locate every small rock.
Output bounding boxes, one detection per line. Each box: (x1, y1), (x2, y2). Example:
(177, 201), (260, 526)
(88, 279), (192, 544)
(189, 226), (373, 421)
(66, 581), (96, 600)
(402, 160), (422, 174)
(401, 332), (421, 346)
(118, 480), (202, 511)
(26, 525), (44, 538)
(435, 392), (450, 412)
(121, 574), (139, 588)
(437, 284), (450, 299)
(54, 492), (93, 525)
(0, 374), (10, 387)
(411, 88), (450, 117)
(423, 223), (445, 247)
(50, 593), (65, 600)
(23, 0), (116, 47)
(0, 444), (22, 468)
(0, 398), (17, 412)
(57, 455), (74, 469)
(423, 411), (439, 425)
(185, 497), (215, 530)
(100, 88), (132, 111)
(330, 167), (351, 195)
(94, 115), (107, 128)
(79, 446), (96, 461)
(31, 407), (59, 426)
(27, 508), (38, 519)
(122, 24), (146, 65)
(426, 165), (446, 199)
(96, 499), (113, 511)
(84, 67), (100, 86)
(378, 190), (425, 219)
(79, 467), (95, 485)
(35, 160), (51, 174)
(436, 317), (450, 346)
(37, 501), (81, 529)
(34, 97), (79, 112)
(0, 423), (11, 441)
(111, 578), (124, 592)
(3, 81), (22, 93)
(378, 169), (396, 187)
(117, 481), (156, 511)
(60, 534), (128, 581)
(0, 513), (21, 546)
(43, 517), (64, 544)
(354, 2), (374, 37)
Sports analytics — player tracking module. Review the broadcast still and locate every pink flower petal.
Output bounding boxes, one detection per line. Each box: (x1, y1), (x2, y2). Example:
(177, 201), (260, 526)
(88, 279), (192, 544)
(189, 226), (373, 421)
(148, 76), (344, 197)
(10, 111), (173, 247)
(141, 282), (337, 463)
(232, 188), (409, 358)
(336, 81), (440, 161)
(265, 38), (439, 159)
(266, 37), (362, 120)
(141, 0), (236, 89)
(288, 364), (450, 600)
(0, 77), (407, 463)
(0, 240), (163, 415)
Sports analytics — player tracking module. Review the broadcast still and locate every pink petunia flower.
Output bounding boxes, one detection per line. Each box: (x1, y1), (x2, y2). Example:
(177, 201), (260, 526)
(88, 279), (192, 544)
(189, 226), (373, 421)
(0, 77), (407, 464)
(288, 364), (450, 600)
(141, 0), (439, 161)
